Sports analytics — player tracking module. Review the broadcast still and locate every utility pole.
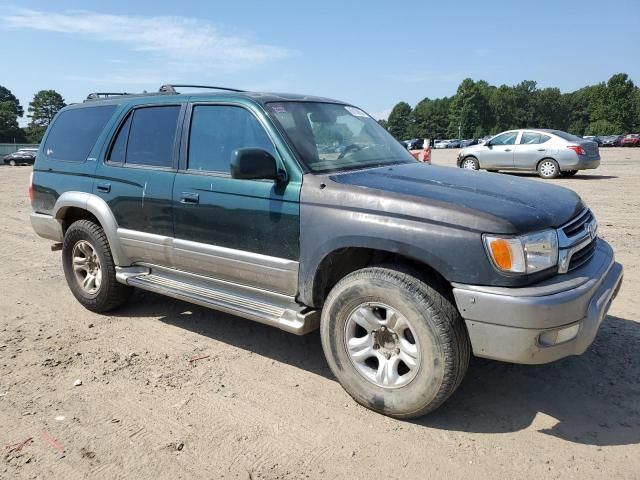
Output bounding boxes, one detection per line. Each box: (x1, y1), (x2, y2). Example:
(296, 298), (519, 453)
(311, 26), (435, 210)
(458, 124), (461, 139)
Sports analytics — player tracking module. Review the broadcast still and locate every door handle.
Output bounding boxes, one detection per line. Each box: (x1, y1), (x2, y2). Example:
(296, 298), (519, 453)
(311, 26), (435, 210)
(537, 148), (546, 151)
(97, 182), (111, 193)
(180, 192), (199, 204)
(504, 148), (512, 152)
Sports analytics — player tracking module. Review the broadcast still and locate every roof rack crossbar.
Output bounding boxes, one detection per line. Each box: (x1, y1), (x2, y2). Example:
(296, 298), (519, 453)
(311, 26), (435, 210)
(159, 84), (245, 93)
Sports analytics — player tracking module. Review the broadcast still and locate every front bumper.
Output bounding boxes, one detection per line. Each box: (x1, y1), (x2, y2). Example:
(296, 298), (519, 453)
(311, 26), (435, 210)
(452, 240), (623, 364)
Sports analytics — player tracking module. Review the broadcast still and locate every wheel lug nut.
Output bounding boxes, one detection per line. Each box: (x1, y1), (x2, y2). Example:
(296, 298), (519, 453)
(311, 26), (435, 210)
(395, 348), (400, 355)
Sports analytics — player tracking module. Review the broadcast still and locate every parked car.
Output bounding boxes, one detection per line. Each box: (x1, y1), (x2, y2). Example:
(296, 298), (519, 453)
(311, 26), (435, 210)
(434, 140), (450, 149)
(600, 135), (623, 147)
(457, 129), (601, 178)
(29, 85), (622, 418)
(459, 139), (478, 148)
(447, 139), (461, 148)
(583, 135), (602, 145)
(620, 134), (640, 147)
(3, 148), (37, 166)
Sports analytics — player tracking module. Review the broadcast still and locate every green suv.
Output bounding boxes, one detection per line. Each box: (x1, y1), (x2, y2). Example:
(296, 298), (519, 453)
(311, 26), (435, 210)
(30, 85), (623, 418)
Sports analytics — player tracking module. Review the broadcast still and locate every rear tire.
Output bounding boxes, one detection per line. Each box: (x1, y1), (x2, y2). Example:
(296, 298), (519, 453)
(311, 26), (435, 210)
(561, 170), (578, 177)
(62, 220), (132, 313)
(320, 266), (470, 418)
(460, 157), (479, 170)
(537, 158), (560, 179)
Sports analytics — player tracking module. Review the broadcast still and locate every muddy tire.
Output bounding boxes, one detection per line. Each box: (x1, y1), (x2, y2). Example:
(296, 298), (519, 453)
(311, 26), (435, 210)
(320, 266), (470, 418)
(62, 220), (132, 313)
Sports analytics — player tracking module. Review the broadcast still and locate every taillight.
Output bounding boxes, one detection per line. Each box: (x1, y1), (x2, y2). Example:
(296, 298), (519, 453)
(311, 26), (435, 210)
(28, 172), (34, 203)
(567, 145), (585, 155)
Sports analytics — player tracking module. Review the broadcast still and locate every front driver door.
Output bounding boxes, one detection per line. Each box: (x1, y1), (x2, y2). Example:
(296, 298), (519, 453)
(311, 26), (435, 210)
(481, 131), (519, 169)
(172, 103), (301, 296)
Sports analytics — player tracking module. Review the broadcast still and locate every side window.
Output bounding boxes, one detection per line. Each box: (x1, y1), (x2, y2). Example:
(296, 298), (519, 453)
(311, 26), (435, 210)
(44, 105), (116, 162)
(491, 132), (518, 145)
(188, 105), (276, 173)
(125, 106), (180, 167)
(521, 132), (551, 145)
(108, 114), (132, 163)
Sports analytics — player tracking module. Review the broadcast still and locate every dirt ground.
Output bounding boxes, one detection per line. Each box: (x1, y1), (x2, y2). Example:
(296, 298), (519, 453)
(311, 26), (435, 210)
(1, 148), (639, 480)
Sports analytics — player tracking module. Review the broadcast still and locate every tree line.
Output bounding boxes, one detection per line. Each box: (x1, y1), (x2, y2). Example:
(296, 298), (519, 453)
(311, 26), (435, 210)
(379, 73), (640, 140)
(0, 86), (66, 143)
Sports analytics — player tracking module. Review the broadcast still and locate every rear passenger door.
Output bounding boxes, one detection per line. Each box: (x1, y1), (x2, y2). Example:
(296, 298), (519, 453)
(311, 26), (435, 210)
(94, 104), (184, 266)
(514, 131), (552, 170)
(171, 103), (300, 295)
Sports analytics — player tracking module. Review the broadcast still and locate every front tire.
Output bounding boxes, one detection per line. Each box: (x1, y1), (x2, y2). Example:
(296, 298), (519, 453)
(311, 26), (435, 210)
(460, 156), (479, 170)
(9, 159), (16, 166)
(320, 266), (470, 418)
(62, 220), (132, 313)
(537, 158), (560, 179)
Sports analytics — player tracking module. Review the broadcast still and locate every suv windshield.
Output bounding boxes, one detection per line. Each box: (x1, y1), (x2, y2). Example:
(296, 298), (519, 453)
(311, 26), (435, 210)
(266, 102), (415, 173)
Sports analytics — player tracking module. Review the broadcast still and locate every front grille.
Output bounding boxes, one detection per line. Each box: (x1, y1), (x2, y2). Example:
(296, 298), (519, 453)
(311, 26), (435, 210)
(568, 238), (597, 271)
(562, 208), (594, 238)
(557, 208), (598, 273)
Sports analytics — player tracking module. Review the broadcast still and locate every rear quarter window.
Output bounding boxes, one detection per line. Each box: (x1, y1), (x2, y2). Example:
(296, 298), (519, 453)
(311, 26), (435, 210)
(43, 105), (117, 162)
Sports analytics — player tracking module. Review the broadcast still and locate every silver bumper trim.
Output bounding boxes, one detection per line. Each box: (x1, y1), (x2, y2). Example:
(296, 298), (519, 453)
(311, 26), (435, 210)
(453, 239), (623, 364)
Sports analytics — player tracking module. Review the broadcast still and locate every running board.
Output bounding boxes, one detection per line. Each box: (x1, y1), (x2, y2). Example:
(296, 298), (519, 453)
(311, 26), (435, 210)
(115, 265), (320, 335)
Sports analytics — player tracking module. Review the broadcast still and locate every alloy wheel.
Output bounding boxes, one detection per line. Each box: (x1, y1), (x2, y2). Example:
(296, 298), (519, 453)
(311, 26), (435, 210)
(71, 240), (102, 295)
(344, 302), (421, 389)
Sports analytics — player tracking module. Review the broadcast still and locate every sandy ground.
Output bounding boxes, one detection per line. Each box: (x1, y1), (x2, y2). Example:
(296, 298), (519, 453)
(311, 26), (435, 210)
(1, 148), (639, 480)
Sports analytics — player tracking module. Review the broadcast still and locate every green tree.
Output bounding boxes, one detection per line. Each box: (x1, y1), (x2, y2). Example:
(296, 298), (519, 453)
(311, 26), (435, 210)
(386, 102), (414, 140)
(0, 102), (26, 142)
(0, 85), (23, 117)
(591, 73), (636, 133)
(585, 119), (619, 136)
(27, 89), (66, 142)
(447, 78), (491, 138)
(413, 97), (451, 140)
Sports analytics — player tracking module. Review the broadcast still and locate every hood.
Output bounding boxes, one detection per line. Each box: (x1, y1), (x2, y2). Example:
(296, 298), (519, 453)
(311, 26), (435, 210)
(330, 163), (584, 233)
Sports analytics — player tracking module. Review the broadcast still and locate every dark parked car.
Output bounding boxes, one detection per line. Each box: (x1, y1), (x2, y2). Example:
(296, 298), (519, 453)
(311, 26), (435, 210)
(459, 139), (478, 148)
(620, 134), (640, 147)
(3, 149), (37, 166)
(29, 84), (622, 418)
(600, 135), (623, 147)
(583, 136), (602, 145)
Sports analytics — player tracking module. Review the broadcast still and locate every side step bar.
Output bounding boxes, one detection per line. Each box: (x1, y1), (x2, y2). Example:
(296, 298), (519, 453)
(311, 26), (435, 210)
(116, 265), (320, 335)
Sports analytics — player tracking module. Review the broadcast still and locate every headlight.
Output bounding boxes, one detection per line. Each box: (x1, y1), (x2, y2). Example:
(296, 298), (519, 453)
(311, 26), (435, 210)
(483, 229), (558, 274)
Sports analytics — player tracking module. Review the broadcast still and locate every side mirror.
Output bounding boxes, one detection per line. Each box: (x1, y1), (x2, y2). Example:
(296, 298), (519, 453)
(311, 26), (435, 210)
(230, 148), (282, 182)
(485, 141), (492, 148)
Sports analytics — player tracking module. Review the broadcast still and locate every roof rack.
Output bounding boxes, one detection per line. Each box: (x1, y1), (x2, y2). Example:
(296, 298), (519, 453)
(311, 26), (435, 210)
(86, 92), (134, 101)
(159, 84), (246, 93)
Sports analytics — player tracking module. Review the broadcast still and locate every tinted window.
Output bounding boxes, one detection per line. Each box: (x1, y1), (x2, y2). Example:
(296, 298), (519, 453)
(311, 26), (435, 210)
(491, 132), (518, 145)
(520, 132), (551, 145)
(44, 106), (116, 162)
(550, 130), (584, 142)
(125, 106), (180, 167)
(188, 105), (275, 173)
(108, 114), (132, 163)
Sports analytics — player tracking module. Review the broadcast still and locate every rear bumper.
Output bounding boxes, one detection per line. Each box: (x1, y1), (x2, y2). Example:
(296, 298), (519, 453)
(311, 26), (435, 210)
(452, 240), (623, 364)
(30, 212), (63, 242)
(562, 156), (600, 170)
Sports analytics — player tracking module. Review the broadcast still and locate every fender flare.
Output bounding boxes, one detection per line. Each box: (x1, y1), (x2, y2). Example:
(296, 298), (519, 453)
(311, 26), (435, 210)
(53, 191), (130, 266)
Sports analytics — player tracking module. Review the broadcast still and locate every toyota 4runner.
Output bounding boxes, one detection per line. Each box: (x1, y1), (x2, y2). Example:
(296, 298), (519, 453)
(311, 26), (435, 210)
(29, 85), (623, 418)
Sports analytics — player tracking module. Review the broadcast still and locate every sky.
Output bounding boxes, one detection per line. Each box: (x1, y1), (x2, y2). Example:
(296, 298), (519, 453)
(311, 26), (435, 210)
(1, 0), (639, 125)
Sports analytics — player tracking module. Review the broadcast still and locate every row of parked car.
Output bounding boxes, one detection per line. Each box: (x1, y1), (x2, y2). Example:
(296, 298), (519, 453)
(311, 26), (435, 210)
(404, 133), (640, 150)
(585, 134), (640, 147)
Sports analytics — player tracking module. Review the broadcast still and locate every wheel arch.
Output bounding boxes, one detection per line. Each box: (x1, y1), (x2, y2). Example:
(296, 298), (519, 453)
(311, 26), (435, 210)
(53, 192), (130, 265)
(304, 243), (452, 309)
(458, 155), (479, 168)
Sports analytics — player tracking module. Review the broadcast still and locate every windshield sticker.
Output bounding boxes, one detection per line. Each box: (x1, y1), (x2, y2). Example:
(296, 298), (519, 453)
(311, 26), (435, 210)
(345, 106), (368, 117)
(270, 104), (287, 114)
